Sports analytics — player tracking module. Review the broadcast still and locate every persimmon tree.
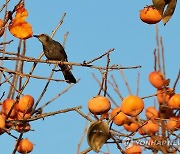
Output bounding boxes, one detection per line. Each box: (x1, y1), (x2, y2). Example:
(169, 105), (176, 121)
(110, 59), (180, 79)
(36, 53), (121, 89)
(0, 0), (179, 154)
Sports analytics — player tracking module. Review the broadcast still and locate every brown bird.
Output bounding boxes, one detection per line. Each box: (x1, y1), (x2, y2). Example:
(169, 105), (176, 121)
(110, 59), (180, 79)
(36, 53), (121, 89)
(34, 34), (76, 83)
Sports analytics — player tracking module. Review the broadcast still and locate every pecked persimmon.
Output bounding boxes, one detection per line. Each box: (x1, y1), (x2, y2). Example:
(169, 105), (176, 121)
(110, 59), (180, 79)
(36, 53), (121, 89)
(17, 95), (34, 113)
(16, 138), (34, 153)
(2, 98), (17, 117)
(167, 94), (180, 109)
(145, 107), (159, 119)
(121, 95), (144, 117)
(125, 144), (142, 154)
(111, 107), (127, 126)
(88, 95), (111, 115)
(140, 6), (162, 24)
(148, 71), (166, 89)
(8, 5), (33, 39)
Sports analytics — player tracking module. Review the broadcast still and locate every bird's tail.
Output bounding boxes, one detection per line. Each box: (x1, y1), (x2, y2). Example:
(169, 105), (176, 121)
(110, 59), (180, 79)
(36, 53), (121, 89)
(59, 64), (76, 84)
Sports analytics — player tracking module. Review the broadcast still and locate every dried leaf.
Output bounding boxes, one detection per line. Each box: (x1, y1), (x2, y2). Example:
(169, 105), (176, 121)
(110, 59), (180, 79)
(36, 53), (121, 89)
(152, 0), (166, 15)
(162, 0), (177, 25)
(87, 121), (110, 152)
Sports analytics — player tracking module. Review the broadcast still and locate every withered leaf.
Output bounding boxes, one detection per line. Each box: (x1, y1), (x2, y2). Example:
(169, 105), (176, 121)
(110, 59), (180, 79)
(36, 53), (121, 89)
(152, 0), (166, 15)
(162, 0), (177, 25)
(87, 121), (110, 152)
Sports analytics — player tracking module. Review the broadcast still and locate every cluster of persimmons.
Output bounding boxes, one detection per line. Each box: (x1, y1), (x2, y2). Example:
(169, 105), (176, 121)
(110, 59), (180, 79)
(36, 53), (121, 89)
(87, 71), (180, 153)
(0, 95), (34, 153)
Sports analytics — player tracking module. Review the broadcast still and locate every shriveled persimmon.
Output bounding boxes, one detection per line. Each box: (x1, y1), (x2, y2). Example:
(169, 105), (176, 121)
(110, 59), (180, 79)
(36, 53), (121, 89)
(157, 87), (174, 104)
(16, 138), (34, 153)
(121, 95), (144, 117)
(88, 95), (111, 115)
(111, 107), (127, 126)
(2, 98), (17, 117)
(125, 144), (142, 154)
(140, 6), (162, 24)
(145, 107), (159, 119)
(17, 95), (34, 113)
(148, 71), (166, 89)
(15, 123), (31, 133)
(167, 94), (180, 109)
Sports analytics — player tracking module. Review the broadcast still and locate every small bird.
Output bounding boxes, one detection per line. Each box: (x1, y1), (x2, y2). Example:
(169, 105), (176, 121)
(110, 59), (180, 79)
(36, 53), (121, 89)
(33, 34), (76, 83)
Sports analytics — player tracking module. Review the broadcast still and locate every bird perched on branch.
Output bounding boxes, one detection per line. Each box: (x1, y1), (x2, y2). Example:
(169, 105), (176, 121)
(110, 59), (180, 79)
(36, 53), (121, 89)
(33, 34), (76, 83)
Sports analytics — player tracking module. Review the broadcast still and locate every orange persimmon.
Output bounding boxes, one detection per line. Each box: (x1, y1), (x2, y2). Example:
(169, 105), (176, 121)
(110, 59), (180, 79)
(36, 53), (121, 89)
(1, 98), (17, 117)
(148, 71), (166, 89)
(125, 144), (142, 154)
(121, 95), (144, 117)
(145, 107), (159, 119)
(111, 107), (127, 126)
(123, 122), (139, 132)
(157, 87), (175, 104)
(16, 138), (34, 153)
(167, 94), (180, 109)
(140, 6), (162, 24)
(16, 95), (34, 113)
(88, 95), (111, 115)
(0, 19), (5, 37)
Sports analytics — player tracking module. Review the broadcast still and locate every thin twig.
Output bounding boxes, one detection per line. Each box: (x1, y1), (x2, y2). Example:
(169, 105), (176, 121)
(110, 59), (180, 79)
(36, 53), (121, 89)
(39, 79), (79, 110)
(119, 66), (132, 95)
(85, 48), (114, 65)
(173, 68), (180, 90)
(136, 71), (140, 96)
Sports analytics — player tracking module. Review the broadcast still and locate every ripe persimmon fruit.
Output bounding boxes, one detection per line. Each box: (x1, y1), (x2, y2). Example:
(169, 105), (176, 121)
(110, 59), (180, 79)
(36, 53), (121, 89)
(1, 113), (16, 128)
(167, 94), (180, 109)
(148, 71), (165, 89)
(0, 19), (5, 37)
(0, 114), (5, 133)
(111, 107), (127, 126)
(121, 95), (144, 117)
(88, 95), (111, 115)
(125, 144), (142, 154)
(17, 95), (34, 113)
(141, 120), (159, 135)
(145, 107), (159, 119)
(2, 98), (17, 117)
(16, 111), (31, 120)
(140, 6), (162, 24)
(157, 87), (174, 104)
(166, 117), (178, 131)
(123, 122), (139, 132)
(16, 138), (34, 153)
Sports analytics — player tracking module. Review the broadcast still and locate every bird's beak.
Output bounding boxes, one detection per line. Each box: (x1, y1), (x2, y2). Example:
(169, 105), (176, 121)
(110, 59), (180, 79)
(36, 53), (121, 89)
(33, 35), (39, 38)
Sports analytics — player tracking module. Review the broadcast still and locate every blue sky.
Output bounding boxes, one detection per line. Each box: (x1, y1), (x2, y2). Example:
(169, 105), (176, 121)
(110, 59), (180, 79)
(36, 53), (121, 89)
(0, 0), (180, 154)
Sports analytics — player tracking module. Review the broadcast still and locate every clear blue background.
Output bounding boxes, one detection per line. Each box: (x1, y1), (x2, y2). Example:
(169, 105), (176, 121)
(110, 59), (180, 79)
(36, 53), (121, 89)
(0, 0), (179, 153)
